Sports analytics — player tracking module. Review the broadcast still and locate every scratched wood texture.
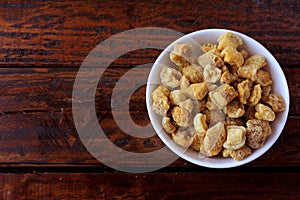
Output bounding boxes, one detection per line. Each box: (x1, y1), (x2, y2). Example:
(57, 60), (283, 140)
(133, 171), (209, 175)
(0, 0), (299, 199)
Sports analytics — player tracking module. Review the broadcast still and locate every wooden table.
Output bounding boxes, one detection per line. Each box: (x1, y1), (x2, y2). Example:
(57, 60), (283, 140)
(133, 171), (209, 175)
(0, 0), (299, 199)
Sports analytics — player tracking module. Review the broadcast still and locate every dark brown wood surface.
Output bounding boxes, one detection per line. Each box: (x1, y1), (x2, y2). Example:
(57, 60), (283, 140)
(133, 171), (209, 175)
(0, 0), (299, 199)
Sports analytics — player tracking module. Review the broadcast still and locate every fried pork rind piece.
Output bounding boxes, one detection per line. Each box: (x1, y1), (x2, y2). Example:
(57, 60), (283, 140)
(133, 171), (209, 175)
(171, 106), (193, 128)
(220, 66), (238, 84)
(151, 85), (170, 116)
(203, 109), (225, 126)
(217, 32), (243, 51)
(162, 117), (177, 134)
(210, 84), (238, 109)
(179, 99), (193, 113)
(220, 47), (244, 68)
(223, 125), (246, 150)
(224, 99), (245, 118)
(169, 90), (186, 105)
(170, 43), (194, 67)
(201, 122), (226, 157)
(223, 145), (252, 161)
(180, 75), (190, 90)
(203, 64), (222, 83)
(237, 65), (258, 81)
(172, 129), (194, 148)
(265, 93), (286, 113)
(255, 103), (275, 121)
(185, 83), (208, 100)
(244, 55), (267, 70)
(261, 85), (272, 102)
(182, 64), (203, 83)
(246, 119), (271, 149)
(160, 66), (182, 88)
(248, 84), (262, 106)
(200, 43), (220, 55)
(198, 51), (223, 68)
(254, 69), (272, 87)
(237, 79), (252, 104)
(193, 113), (208, 133)
(239, 49), (248, 60)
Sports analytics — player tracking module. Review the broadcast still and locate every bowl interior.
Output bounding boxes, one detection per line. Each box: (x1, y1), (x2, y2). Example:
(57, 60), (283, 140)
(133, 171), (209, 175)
(146, 29), (289, 168)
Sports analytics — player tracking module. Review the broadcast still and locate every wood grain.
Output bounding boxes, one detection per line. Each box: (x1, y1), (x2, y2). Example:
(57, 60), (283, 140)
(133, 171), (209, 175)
(0, 172), (299, 199)
(0, 0), (299, 67)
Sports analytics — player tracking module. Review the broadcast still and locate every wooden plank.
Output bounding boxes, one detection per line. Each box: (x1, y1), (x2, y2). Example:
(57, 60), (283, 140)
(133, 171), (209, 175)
(0, 109), (299, 167)
(0, 1), (299, 67)
(0, 172), (299, 199)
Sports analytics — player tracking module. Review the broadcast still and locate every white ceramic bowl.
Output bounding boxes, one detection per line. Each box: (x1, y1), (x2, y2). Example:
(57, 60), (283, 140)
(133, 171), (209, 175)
(146, 29), (290, 168)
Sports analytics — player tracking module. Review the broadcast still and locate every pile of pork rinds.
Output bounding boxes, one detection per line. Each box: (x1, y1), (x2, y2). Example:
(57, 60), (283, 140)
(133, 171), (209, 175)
(151, 32), (286, 161)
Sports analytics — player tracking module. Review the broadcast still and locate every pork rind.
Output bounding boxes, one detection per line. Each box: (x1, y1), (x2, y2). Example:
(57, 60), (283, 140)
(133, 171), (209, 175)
(203, 109), (225, 126)
(182, 64), (203, 83)
(255, 103), (275, 121)
(224, 99), (245, 118)
(169, 90), (186, 105)
(237, 65), (257, 81)
(172, 129), (194, 148)
(162, 117), (177, 134)
(203, 64), (222, 83)
(180, 75), (190, 90)
(185, 83), (208, 100)
(244, 55), (267, 70)
(151, 85), (170, 116)
(265, 93), (286, 113)
(223, 125), (246, 150)
(217, 32), (242, 51)
(246, 119), (271, 149)
(210, 84), (238, 109)
(254, 69), (272, 87)
(220, 47), (244, 68)
(170, 43), (193, 67)
(239, 49), (248, 60)
(223, 145), (251, 161)
(193, 113), (208, 133)
(226, 117), (244, 126)
(248, 84), (262, 106)
(200, 43), (220, 55)
(160, 66), (182, 88)
(220, 66), (238, 84)
(201, 122), (226, 157)
(237, 79), (252, 104)
(171, 106), (193, 127)
(179, 99), (193, 113)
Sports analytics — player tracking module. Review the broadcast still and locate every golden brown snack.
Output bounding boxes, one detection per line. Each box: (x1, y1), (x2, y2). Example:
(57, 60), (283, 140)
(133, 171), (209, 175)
(170, 43), (194, 68)
(220, 46), (244, 68)
(180, 75), (190, 90)
(254, 69), (272, 87)
(237, 79), (252, 104)
(171, 106), (193, 127)
(239, 49), (248, 60)
(201, 122), (226, 157)
(186, 83), (209, 101)
(248, 84), (262, 106)
(210, 84), (238, 109)
(200, 43), (220, 55)
(172, 129), (194, 148)
(217, 32), (242, 51)
(169, 90), (186, 105)
(160, 66), (182, 88)
(220, 66), (238, 84)
(255, 103), (275, 121)
(224, 99), (245, 118)
(223, 125), (246, 150)
(224, 145), (252, 161)
(203, 109), (225, 126)
(182, 64), (203, 83)
(203, 64), (222, 83)
(151, 85), (170, 116)
(193, 113), (208, 133)
(162, 117), (177, 134)
(265, 93), (286, 113)
(246, 119), (271, 149)
(244, 55), (267, 70)
(226, 117), (244, 126)
(179, 99), (193, 113)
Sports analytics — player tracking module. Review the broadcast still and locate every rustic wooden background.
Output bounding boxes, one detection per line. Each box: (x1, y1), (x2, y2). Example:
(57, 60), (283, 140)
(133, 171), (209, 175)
(0, 0), (299, 199)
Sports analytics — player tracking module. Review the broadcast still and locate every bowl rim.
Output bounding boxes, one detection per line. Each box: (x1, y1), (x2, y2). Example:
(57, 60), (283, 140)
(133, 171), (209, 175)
(146, 28), (290, 168)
